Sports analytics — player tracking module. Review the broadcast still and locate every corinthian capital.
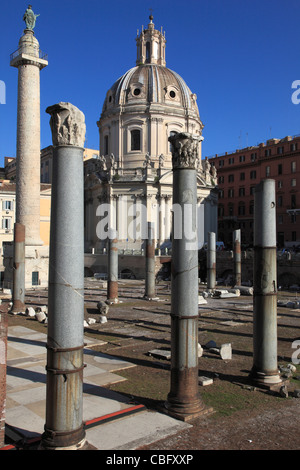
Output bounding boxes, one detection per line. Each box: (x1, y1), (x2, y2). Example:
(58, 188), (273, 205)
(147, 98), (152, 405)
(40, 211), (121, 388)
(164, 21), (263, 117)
(168, 132), (203, 170)
(46, 102), (86, 147)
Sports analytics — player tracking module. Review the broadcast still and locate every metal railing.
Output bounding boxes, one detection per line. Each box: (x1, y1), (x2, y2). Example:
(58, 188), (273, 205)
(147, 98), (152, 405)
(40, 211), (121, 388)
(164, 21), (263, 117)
(10, 47), (48, 62)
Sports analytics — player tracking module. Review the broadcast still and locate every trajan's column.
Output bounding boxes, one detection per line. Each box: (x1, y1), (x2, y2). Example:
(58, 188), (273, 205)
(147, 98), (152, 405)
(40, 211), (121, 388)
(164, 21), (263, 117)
(8, 6), (49, 289)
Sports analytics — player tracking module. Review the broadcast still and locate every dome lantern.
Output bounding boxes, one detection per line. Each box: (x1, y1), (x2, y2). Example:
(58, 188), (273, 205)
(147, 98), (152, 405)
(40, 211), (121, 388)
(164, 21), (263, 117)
(136, 15), (166, 66)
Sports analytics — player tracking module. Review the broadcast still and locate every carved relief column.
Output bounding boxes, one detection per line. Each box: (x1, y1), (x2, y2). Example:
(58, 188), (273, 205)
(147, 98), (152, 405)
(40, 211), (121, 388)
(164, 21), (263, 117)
(165, 132), (206, 421)
(41, 102), (87, 450)
(10, 24), (48, 246)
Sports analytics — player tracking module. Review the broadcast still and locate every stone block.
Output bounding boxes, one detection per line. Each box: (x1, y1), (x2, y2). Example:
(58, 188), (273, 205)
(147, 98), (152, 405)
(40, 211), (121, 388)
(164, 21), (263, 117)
(220, 343), (232, 360)
(199, 376), (213, 386)
(148, 349), (171, 360)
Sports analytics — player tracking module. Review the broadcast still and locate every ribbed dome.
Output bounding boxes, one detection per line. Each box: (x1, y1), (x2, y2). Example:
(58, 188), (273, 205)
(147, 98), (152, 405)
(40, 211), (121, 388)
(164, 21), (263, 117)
(101, 64), (200, 121)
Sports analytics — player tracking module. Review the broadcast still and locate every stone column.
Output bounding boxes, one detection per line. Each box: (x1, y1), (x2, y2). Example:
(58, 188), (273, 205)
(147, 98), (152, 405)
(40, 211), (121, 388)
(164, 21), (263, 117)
(165, 195), (171, 242)
(10, 223), (26, 314)
(165, 132), (206, 420)
(144, 222), (156, 300)
(159, 195), (165, 246)
(10, 28), (48, 246)
(40, 102), (87, 450)
(107, 229), (119, 304)
(233, 229), (241, 286)
(250, 179), (281, 386)
(0, 310), (8, 448)
(207, 231), (216, 291)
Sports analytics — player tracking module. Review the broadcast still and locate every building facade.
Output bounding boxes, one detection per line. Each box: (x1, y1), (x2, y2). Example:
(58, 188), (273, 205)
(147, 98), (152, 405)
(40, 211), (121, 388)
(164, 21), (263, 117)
(84, 16), (218, 254)
(208, 135), (300, 249)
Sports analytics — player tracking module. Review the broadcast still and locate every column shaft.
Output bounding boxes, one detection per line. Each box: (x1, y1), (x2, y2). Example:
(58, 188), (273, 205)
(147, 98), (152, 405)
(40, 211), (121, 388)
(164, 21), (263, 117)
(11, 223), (26, 314)
(42, 102), (87, 450)
(233, 229), (241, 286)
(207, 231), (216, 290)
(145, 222), (156, 299)
(165, 132), (205, 420)
(251, 179), (281, 385)
(107, 229), (118, 303)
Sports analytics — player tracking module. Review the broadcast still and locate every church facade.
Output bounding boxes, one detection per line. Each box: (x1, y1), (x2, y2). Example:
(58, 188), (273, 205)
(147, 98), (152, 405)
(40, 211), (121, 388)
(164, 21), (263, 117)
(84, 16), (218, 255)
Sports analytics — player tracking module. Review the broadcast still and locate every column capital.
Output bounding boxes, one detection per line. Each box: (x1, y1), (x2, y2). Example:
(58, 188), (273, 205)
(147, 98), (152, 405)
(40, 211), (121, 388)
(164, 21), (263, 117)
(169, 132), (203, 170)
(46, 102), (86, 148)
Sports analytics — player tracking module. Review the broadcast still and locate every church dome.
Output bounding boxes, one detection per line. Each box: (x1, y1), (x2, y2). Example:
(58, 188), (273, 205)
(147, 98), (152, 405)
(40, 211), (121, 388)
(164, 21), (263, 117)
(97, 16), (203, 169)
(101, 64), (200, 121)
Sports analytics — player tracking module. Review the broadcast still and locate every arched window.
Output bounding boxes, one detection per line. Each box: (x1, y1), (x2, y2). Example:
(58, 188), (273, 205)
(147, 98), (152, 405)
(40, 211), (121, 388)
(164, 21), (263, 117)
(146, 42), (151, 63)
(131, 129), (141, 151)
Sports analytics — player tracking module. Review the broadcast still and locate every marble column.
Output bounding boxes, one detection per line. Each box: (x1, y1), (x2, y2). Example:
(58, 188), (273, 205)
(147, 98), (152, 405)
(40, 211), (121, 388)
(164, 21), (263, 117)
(165, 132), (206, 420)
(250, 179), (281, 386)
(41, 102), (87, 450)
(233, 229), (241, 286)
(144, 222), (156, 300)
(107, 229), (119, 304)
(207, 231), (216, 291)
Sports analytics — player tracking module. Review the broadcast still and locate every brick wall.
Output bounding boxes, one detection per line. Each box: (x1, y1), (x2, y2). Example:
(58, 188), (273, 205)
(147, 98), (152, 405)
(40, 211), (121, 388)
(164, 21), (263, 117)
(0, 311), (8, 448)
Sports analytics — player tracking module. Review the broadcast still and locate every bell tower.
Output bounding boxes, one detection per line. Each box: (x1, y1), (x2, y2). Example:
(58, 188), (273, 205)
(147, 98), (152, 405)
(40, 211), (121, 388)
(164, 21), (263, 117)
(136, 15), (166, 66)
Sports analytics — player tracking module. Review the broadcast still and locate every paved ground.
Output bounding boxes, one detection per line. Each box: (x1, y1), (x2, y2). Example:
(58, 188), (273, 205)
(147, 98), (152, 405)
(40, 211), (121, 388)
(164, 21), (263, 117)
(1, 279), (300, 451)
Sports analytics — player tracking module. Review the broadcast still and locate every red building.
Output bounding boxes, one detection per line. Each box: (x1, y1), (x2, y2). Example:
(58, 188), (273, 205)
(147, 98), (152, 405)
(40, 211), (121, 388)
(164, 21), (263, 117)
(208, 135), (300, 249)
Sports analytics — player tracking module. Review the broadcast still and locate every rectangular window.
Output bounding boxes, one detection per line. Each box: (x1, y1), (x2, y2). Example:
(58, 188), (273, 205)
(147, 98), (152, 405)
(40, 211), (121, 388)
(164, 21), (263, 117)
(277, 146), (284, 154)
(278, 196), (283, 207)
(265, 149), (271, 156)
(291, 178), (296, 187)
(131, 130), (141, 151)
(291, 194), (296, 209)
(239, 187), (245, 196)
(278, 164), (282, 175)
(250, 170), (256, 179)
(278, 215), (283, 224)
(251, 153), (256, 161)
(2, 218), (11, 230)
(228, 189), (234, 198)
(32, 271), (39, 286)
(2, 201), (13, 211)
(229, 157), (234, 165)
(250, 186), (255, 195)
(278, 180), (283, 189)
(290, 143), (298, 151)
(291, 161), (296, 173)
(240, 172), (245, 181)
(266, 166), (270, 177)
(228, 174), (234, 182)
(239, 155), (245, 162)
(292, 231), (297, 242)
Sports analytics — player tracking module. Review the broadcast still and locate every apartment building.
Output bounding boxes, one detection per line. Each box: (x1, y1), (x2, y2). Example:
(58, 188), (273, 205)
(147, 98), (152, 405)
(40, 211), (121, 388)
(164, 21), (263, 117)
(208, 135), (300, 249)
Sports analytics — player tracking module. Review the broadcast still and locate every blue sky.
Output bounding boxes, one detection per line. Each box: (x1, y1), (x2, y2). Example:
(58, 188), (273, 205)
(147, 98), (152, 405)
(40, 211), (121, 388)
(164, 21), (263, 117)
(0, 0), (299, 167)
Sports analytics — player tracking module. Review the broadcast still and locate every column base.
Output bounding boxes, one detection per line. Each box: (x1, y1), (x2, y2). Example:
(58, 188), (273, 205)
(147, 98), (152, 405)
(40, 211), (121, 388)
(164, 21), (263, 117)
(39, 437), (88, 451)
(162, 400), (213, 422)
(144, 295), (159, 301)
(39, 425), (86, 450)
(106, 298), (121, 305)
(249, 369), (282, 386)
(9, 300), (26, 315)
